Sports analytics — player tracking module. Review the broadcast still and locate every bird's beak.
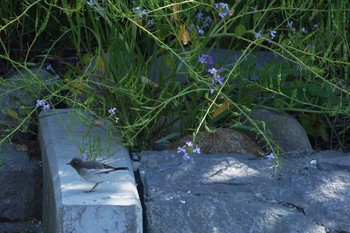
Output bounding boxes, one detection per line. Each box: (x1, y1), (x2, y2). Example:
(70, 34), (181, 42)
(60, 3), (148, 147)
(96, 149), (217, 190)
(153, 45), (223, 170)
(66, 162), (71, 165)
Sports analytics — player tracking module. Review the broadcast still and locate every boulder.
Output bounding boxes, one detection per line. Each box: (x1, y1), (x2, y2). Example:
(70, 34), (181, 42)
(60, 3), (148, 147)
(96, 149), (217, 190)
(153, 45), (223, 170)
(249, 108), (312, 153)
(169, 128), (262, 155)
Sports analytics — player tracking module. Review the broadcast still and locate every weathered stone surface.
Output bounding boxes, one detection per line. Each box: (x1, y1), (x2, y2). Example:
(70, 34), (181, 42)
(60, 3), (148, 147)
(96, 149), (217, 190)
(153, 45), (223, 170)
(316, 150), (350, 171)
(0, 219), (43, 233)
(0, 144), (42, 220)
(249, 108), (312, 152)
(169, 128), (262, 155)
(146, 196), (324, 233)
(140, 150), (350, 232)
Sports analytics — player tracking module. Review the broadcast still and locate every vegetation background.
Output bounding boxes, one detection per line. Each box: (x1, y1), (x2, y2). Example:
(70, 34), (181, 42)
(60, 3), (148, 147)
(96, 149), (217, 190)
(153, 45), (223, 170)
(1, 0), (349, 160)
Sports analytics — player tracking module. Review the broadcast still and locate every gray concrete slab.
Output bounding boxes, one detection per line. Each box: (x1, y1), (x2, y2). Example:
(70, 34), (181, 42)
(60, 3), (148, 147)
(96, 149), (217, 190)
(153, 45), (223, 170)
(38, 109), (142, 233)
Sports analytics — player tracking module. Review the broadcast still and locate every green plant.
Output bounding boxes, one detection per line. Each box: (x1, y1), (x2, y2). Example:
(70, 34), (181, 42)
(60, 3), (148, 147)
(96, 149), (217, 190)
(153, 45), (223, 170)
(1, 0), (350, 166)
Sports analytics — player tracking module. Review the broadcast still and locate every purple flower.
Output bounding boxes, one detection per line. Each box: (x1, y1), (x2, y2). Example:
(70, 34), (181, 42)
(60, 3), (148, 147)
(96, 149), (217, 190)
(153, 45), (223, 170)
(87, 0), (95, 7)
(147, 19), (155, 27)
(286, 21), (293, 28)
(99, 6), (105, 14)
(313, 24), (319, 30)
(177, 141), (201, 163)
(201, 15), (213, 28)
(214, 2), (232, 18)
(269, 29), (277, 39)
(177, 146), (187, 155)
(254, 30), (262, 39)
(205, 16), (212, 24)
(196, 12), (204, 19)
(46, 64), (53, 71)
(301, 27), (307, 34)
(214, 76), (224, 86)
(208, 67), (224, 86)
(193, 145), (201, 154)
(208, 67), (224, 75)
(132, 7), (149, 18)
(185, 141), (193, 147)
(188, 24), (195, 31)
(108, 107), (117, 116)
(81, 153), (88, 160)
(36, 99), (50, 110)
(198, 54), (214, 64)
(197, 26), (204, 35)
(265, 152), (276, 161)
(286, 21), (296, 34)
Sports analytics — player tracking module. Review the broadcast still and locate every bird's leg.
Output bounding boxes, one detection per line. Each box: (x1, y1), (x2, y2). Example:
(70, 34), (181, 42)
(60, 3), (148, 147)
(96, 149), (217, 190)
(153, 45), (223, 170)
(85, 182), (102, 193)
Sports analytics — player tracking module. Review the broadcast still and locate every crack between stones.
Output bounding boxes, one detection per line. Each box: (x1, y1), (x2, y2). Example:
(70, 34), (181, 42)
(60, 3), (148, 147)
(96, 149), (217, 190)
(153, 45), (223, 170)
(0, 217), (38, 223)
(278, 201), (305, 214)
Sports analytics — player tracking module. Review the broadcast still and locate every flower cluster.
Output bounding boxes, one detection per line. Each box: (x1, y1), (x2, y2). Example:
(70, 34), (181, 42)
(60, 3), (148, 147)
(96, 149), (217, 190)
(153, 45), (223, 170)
(214, 2), (232, 18)
(286, 21), (296, 33)
(45, 75), (60, 85)
(188, 12), (212, 35)
(254, 29), (278, 43)
(132, 7), (149, 18)
(108, 107), (119, 123)
(198, 54), (214, 65)
(45, 64), (60, 85)
(208, 67), (224, 86)
(36, 99), (50, 110)
(86, 0), (105, 13)
(177, 141), (201, 163)
(197, 53), (224, 93)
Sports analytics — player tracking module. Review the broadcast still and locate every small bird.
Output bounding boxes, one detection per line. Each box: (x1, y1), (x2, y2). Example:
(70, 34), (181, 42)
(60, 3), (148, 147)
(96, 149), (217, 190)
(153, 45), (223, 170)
(67, 157), (128, 193)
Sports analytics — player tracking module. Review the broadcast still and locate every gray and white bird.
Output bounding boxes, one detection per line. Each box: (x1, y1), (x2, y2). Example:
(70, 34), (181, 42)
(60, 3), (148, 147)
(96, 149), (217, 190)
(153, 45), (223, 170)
(67, 157), (128, 192)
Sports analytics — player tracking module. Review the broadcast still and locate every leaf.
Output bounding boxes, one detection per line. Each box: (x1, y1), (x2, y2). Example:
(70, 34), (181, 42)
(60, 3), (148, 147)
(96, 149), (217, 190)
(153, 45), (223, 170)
(7, 110), (19, 121)
(299, 113), (329, 141)
(156, 132), (181, 143)
(253, 12), (262, 23)
(70, 81), (85, 93)
(82, 53), (92, 67)
(140, 75), (159, 88)
(212, 101), (232, 118)
(234, 24), (246, 37)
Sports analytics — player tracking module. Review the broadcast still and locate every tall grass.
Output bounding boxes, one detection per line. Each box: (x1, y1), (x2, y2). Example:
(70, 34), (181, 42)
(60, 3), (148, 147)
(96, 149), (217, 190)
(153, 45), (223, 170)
(0, 0), (349, 156)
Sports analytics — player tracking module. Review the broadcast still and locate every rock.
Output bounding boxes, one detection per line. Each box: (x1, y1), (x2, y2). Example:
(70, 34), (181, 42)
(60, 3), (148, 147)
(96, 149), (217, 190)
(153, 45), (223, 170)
(0, 143), (42, 220)
(249, 108), (312, 153)
(140, 150), (350, 232)
(169, 128), (262, 155)
(0, 219), (43, 233)
(316, 150), (350, 171)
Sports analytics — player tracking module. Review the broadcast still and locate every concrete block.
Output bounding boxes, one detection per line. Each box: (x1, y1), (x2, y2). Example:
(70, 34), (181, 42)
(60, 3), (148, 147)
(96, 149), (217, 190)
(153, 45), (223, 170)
(39, 109), (142, 233)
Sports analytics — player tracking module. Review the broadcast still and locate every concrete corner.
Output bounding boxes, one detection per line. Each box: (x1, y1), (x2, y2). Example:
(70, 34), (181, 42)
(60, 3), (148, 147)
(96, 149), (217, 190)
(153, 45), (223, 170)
(39, 109), (142, 233)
